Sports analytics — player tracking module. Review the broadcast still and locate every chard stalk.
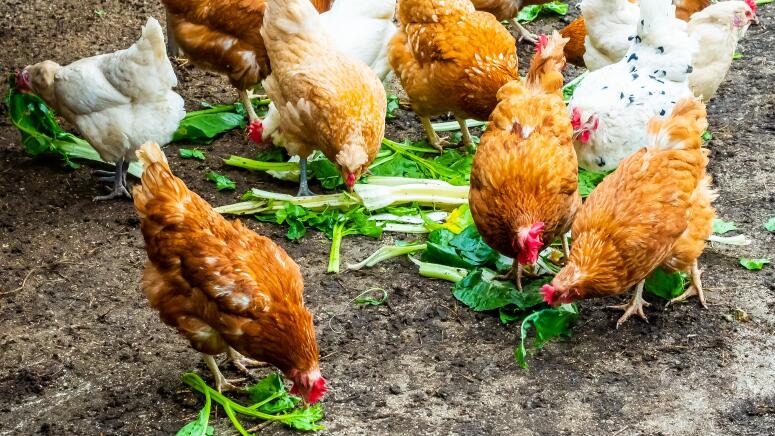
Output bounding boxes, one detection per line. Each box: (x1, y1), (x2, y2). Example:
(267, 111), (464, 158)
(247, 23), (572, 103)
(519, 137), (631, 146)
(223, 155), (298, 172)
(348, 242), (428, 270)
(354, 182), (469, 211)
(328, 222), (347, 273)
(58, 141), (144, 178)
(380, 223), (431, 234)
(707, 234), (752, 246)
(408, 256), (469, 283)
(430, 119), (487, 132)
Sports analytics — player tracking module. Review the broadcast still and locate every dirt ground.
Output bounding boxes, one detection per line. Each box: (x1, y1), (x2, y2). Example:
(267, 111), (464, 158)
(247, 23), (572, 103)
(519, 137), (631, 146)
(1, 1), (774, 435)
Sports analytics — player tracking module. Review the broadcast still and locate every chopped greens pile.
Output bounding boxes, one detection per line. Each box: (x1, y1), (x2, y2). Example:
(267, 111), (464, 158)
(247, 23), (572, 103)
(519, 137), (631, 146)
(173, 99), (270, 144)
(179, 372), (324, 435)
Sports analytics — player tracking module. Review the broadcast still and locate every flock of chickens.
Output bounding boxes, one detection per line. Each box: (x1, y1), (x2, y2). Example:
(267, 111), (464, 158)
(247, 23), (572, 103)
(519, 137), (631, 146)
(13, 0), (758, 408)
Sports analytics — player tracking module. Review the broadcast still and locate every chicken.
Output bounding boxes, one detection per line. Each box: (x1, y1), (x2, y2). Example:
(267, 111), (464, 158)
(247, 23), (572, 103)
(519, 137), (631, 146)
(161, 0), (333, 139)
(133, 141), (327, 400)
(578, 0), (741, 72)
(16, 18), (185, 201)
(568, 0), (696, 172)
(559, 16), (587, 68)
(542, 97), (715, 327)
(469, 0), (551, 43)
(470, 32), (581, 290)
(258, 0), (387, 196)
(262, 0), (397, 151)
(687, 0), (757, 100)
(389, 0), (520, 150)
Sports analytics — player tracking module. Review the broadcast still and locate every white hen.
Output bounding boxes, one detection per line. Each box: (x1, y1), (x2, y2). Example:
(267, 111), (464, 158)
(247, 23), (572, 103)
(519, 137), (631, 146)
(568, 0), (697, 172)
(582, 0), (640, 71)
(688, 1), (757, 100)
(17, 17), (185, 200)
(261, 0), (396, 147)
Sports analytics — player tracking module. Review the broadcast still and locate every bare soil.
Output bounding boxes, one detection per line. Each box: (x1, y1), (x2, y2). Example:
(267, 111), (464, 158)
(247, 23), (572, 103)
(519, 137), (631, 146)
(1, 1), (774, 435)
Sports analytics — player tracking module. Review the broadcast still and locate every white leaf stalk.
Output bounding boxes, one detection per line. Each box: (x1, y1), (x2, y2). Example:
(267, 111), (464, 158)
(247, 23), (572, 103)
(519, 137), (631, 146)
(707, 234), (752, 246)
(354, 180), (469, 211)
(348, 243), (428, 270)
(408, 256), (469, 283)
(431, 119), (487, 132)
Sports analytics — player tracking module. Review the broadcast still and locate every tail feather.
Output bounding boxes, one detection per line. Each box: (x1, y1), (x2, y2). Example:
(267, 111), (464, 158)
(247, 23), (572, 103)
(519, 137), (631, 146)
(133, 142), (189, 221)
(526, 31), (569, 94)
(646, 97), (708, 151)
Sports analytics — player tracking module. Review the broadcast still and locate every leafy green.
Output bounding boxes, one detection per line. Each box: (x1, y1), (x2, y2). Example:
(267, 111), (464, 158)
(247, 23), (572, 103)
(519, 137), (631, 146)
(348, 241), (427, 270)
(702, 131), (713, 141)
(578, 168), (610, 197)
(353, 288), (389, 306)
(181, 372), (325, 433)
(408, 256), (470, 282)
(386, 94), (400, 119)
(206, 171), (236, 191)
(740, 258), (770, 270)
(732, 52), (743, 60)
(4, 74), (142, 177)
(452, 269), (548, 312)
(180, 148), (206, 161)
(712, 218), (737, 235)
(755, 0), (772, 5)
(764, 217), (775, 232)
(644, 267), (686, 300)
(516, 1), (568, 22)
(172, 98), (270, 143)
(421, 226), (502, 270)
(515, 304), (578, 368)
(176, 374), (213, 436)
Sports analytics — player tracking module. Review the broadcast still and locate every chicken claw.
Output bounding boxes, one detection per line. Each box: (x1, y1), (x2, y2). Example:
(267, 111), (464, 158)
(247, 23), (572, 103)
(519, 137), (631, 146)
(225, 348), (268, 376)
(455, 115), (475, 150)
(667, 261), (707, 308)
(202, 353), (244, 393)
(239, 89), (259, 123)
(420, 116), (450, 151)
(93, 158), (132, 201)
(608, 281), (651, 328)
(512, 20), (539, 44)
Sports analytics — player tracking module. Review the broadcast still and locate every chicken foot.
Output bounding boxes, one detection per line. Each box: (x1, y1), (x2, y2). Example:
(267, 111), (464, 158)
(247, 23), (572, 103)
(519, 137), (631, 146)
(420, 116), (450, 151)
(93, 158), (132, 201)
(224, 347), (268, 377)
(667, 260), (707, 308)
(455, 115), (475, 150)
(201, 353), (244, 393)
(608, 281), (651, 328)
(512, 19), (539, 44)
(297, 156), (316, 197)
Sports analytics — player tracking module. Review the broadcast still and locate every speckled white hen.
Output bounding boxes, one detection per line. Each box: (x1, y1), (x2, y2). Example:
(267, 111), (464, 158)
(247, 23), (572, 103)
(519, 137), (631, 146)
(568, 0), (696, 172)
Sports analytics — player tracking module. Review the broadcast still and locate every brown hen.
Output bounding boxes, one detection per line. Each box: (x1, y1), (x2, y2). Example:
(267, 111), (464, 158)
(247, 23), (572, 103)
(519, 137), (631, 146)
(133, 142), (326, 402)
(162, 0), (333, 131)
(470, 32), (580, 290)
(389, 0), (520, 150)
(542, 98), (715, 327)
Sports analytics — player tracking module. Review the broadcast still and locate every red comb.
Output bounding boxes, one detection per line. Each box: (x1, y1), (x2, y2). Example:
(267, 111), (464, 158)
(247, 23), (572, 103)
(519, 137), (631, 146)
(745, 0), (757, 13)
(541, 284), (557, 305)
(247, 120), (264, 144)
(535, 34), (550, 55)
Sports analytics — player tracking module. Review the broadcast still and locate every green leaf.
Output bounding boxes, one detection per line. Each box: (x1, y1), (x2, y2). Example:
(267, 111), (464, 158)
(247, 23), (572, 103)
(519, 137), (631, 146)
(180, 148), (206, 161)
(516, 4), (542, 21)
(94, 9), (107, 17)
(740, 258), (770, 270)
(515, 304), (578, 368)
(732, 52), (743, 60)
(353, 288), (389, 306)
(644, 267), (686, 300)
(578, 168), (610, 197)
(206, 171), (236, 191)
(764, 217), (775, 232)
(701, 131), (712, 141)
(386, 94), (400, 119)
(246, 373), (299, 414)
(309, 158), (342, 189)
(712, 218), (737, 235)
(516, 1), (567, 22)
(453, 269), (548, 312)
(755, 0), (772, 6)
(173, 112), (245, 143)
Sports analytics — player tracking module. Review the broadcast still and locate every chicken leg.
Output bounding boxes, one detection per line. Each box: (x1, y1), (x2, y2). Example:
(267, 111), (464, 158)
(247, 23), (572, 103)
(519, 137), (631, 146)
(201, 353), (243, 393)
(93, 158), (132, 201)
(239, 89), (259, 123)
(297, 156), (315, 197)
(512, 19), (539, 44)
(608, 280), (651, 328)
(165, 12), (182, 58)
(455, 115), (475, 149)
(225, 347), (268, 376)
(420, 116), (450, 151)
(667, 260), (707, 308)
